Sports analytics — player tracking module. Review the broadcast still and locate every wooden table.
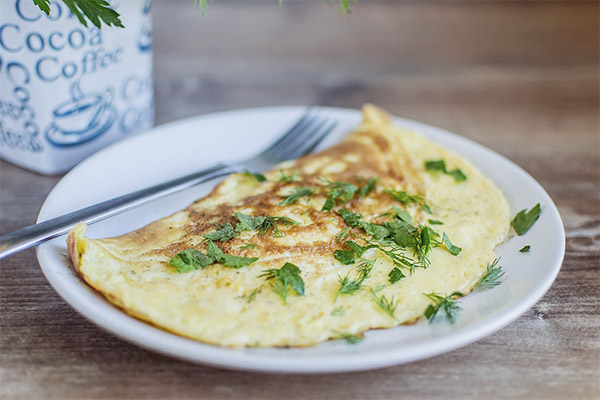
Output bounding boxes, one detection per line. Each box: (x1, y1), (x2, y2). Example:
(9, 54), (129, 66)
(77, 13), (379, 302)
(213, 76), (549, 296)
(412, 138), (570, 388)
(1, 1), (598, 398)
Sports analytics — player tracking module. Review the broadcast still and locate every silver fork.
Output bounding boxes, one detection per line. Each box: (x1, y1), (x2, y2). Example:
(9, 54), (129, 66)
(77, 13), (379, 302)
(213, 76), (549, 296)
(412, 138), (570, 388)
(0, 109), (338, 259)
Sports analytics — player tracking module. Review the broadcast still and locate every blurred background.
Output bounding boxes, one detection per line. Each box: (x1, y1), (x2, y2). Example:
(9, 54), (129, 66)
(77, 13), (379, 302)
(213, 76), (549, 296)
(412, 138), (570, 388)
(1, 1), (598, 398)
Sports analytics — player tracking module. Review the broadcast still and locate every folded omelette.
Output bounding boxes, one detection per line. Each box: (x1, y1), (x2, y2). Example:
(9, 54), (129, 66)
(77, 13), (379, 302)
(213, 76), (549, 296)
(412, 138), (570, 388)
(68, 105), (509, 348)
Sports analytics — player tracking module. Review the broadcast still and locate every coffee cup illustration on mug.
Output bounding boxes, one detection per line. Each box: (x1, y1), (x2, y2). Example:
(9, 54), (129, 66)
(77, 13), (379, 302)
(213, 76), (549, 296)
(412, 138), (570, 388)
(46, 80), (117, 147)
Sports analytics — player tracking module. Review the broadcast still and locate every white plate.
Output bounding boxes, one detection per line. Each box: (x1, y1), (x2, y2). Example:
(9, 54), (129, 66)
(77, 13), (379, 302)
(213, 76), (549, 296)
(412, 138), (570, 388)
(36, 106), (565, 373)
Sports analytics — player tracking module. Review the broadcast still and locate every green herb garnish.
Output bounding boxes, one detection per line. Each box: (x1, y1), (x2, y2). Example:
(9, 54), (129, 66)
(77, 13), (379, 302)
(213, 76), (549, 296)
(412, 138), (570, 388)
(335, 274), (363, 300)
(336, 227), (351, 243)
(319, 178), (358, 211)
(279, 187), (316, 205)
(428, 219), (444, 225)
(392, 205), (412, 224)
(424, 292), (462, 323)
(370, 289), (397, 319)
(388, 267), (405, 284)
(335, 332), (364, 344)
(512, 203), (541, 235)
(234, 212), (299, 237)
(338, 209), (364, 228)
(206, 241), (258, 268)
(356, 258), (376, 281)
(244, 169), (267, 182)
(34, 0), (124, 29)
(359, 178), (378, 197)
(424, 159), (467, 182)
(259, 262), (305, 304)
(442, 232), (462, 256)
(169, 241), (257, 272)
(278, 169), (299, 183)
(169, 249), (214, 272)
(520, 245), (531, 253)
(385, 189), (432, 214)
(203, 223), (237, 241)
(331, 306), (345, 316)
(473, 258), (504, 289)
(239, 243), (257, 249)
(334, 249), (356, 265)
(245, 288), (258, 303)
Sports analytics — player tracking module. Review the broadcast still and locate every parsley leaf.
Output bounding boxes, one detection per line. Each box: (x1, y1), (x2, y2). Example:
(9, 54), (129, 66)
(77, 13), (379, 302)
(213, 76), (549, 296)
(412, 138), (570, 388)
(512, 203), (541, 235)
(359, 178), (378, 197)
(428, 219), (444, 225)
(206, 241), (257, 268)
(204, 223), (237, 241)
(280, 187), (316, 205)
(334, 250), (356, 265)
(474, 258), (504, 289)
(442, 232), (462, 256)
(392, 206), (412, 224)
(424, 159), (467, 182)
(388, 267), (405, 284)
(234, 212), (299, 237)
(345, 240), (376, 258)
(338, 209), (364, 228)
(169, 249), (213, 273)
(244, 169), (266, 182)
(259, 262), (305, 304)
(319, 178), (358, 211)
(520, 245), (531, 253)
(424, 292), (462, 324)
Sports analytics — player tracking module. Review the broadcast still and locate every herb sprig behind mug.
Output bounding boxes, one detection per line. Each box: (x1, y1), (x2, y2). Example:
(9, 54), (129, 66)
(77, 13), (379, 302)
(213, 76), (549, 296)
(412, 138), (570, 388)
(33, 0), (356, 29)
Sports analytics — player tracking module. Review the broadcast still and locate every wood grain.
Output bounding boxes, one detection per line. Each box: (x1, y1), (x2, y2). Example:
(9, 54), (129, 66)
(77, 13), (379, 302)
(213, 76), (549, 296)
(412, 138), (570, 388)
(1, 1), (598, 399)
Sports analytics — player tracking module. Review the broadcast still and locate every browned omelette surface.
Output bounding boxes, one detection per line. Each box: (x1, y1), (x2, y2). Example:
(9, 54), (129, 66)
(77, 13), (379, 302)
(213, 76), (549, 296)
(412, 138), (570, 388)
(68, 105), (509, 347)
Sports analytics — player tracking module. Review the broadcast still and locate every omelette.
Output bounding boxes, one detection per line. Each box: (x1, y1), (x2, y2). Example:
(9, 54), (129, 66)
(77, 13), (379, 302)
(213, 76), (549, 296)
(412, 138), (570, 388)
(67, 105), (510, 348)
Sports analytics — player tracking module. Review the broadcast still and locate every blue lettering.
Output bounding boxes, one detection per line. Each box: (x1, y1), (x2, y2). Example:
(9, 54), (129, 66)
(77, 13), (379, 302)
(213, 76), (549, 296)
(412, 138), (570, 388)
(68, 29), (84, 49)
(61, 62), (77, 78)
(6, 62), (30, 86)
(35, 57), (59, 82)
(15, 0), (40, 22)
(48, 31), (65, 50)
(25, 32), (44, 52)
(0, 24), (23, 53)
(14, 86), (30, 103)
(89, 28), (102, 46)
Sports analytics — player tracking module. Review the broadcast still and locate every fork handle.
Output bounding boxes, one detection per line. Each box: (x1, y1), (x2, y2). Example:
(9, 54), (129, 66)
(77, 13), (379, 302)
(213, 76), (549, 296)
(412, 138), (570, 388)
(0, 163), (241, 260)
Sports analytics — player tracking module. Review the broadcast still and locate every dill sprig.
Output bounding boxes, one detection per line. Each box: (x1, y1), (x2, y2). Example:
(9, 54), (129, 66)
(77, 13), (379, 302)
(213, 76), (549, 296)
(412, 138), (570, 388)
(423, 291), (463, 324)
(318, 177), (359, 211)
(278, 169), (300, 183)
(385, 189), (432, 214)
(370, 288), (397, 319)
(259, 262), (305, 304)
(279, 187), (316, 205)
(335, 274), (363, 301)
(473, 258), (504, 289)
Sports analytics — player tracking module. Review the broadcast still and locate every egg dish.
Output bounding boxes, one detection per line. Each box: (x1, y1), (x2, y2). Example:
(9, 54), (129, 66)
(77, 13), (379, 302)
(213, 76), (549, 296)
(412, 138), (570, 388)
(67, 104), (510, 348)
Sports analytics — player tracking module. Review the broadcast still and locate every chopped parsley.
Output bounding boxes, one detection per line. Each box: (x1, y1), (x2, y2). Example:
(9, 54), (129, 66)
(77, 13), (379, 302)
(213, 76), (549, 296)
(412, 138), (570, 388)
(388, 267), (405, 284)
(512, 203), (541, 235)
(334, 249), (356, 265)
(203, 222), (237, 241)
(279, 187), (316, 205)
(169, 241), (257, 272)
(169, 249), (214, 272)
(243, 169), (266, 182)
(424, 159), (467, 182)
(473, 258), (504, 290)
(393, 205), (412, 224)
(259, 262), (305, 304)
(442, 232), (462, 256)
(331, 306), (345, 316)
(338, 209), (364, 228)
(520, 245), (531, 253)
(424, 292), (463, 324)
(234, 212), (299, 237)
(319, 178), (359, 211)
(428, 219), (444, 225)
(239, 243), (257, 249)
(205, 241), (258, 268)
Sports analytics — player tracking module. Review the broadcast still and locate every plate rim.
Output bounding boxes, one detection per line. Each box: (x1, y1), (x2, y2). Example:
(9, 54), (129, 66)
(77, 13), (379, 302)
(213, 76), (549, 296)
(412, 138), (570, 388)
(35, 105), (566, 373)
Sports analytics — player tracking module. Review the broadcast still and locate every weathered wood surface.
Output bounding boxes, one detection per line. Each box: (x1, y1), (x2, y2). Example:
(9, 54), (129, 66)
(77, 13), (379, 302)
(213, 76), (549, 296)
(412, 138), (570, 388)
(1, 1), (598, 398)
